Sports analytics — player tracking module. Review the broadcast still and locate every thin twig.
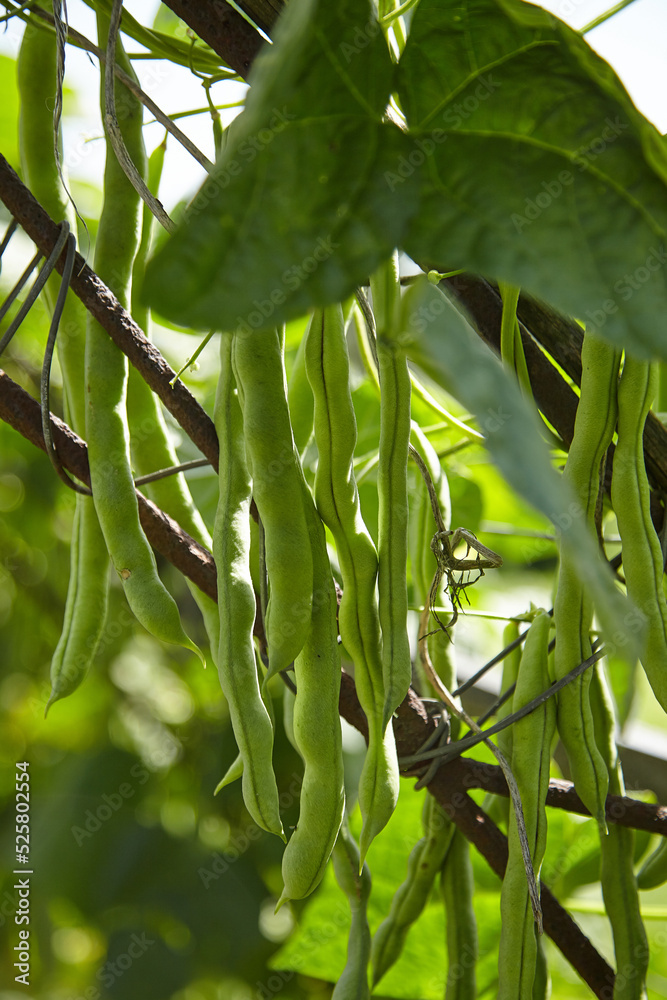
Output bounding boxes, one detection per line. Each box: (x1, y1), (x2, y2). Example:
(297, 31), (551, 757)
(134, 457), (210, 487)
(0, 224), (70, 355)
(103, 0), (175, 232)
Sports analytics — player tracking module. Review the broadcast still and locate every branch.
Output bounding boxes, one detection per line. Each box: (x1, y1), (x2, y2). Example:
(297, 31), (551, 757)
(0, 153), (220, 471)
(424, 754), (667, 837)
(159, 0), (266, 80)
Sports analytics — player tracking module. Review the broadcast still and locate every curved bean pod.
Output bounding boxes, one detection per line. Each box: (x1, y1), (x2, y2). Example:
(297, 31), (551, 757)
(611, 356), (667, 712)
(18, 16), (109, 710)
(213, 331), (283, 838)
(85, 14), (200, 659)
(233, 327), (313, 680)
(214, 752), (243, 794)
(372, 254), (412, 728)
(128, 137), (220, 662)
(331, 819), (372, 1000)
(554, 332), (618, 829)
(637, 838), (667, 891)
(498, 610), (555, 1000)
(304, 303), (399, 862)
(278, 478), (345, 903)
(484, 618), (521, 827)
(371, 793), (454, 987)
(287, 329), (314, 457)
(377, 334), (412, 728)
(441, 828), (478, 1000)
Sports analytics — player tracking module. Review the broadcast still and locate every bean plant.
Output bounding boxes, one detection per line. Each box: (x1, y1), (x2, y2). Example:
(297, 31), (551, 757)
(2, 0), (667, 998)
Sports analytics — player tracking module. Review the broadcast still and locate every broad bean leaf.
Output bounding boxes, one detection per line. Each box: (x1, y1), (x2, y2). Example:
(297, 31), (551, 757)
(143, 0), (418, 332)
(398, 0), (667, 359)
(399, 278), (641, 661)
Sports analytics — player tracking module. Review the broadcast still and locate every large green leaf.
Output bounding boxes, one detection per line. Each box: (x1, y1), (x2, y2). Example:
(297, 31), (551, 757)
(398, 278), (641, 661)
(397, 0), (667, 359)
(143, 0), (418, 333)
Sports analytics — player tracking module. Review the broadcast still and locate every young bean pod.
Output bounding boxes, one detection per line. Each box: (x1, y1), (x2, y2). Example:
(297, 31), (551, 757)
(304, 303), (399, 862)
(590, 664), (648, 1000)
(213, 331), (283, 838)
(232, 327), (313, 680)
(376, 337), (412, 727)
(287, 329), (314, 457)
(331, 819), (372, 1000)
(85, 14), (200, 660)
(498, 609), (555, 1000)
(441, 828), (478, 1000)
(278, 478), (345, 903)
(372, 254), (413, 728)
(18, 16), (109, 709)
(372, 793), (454, 987)
(611, 355), (667, 712)
(637, 837), (667, 891)
(127, 137), (220, 662)
(553, 332), (618, 829)
(484, 618), (522, 828)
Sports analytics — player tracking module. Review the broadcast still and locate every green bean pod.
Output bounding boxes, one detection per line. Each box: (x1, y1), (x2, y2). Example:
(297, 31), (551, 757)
(498, 610), (555, 1000)
(372, 254), (412, 728)
(532, 938), (550, 1000)
(637, 837), (667, 890)
(304, 304), (399, 862)
(278, 478), (345, 903)
(18, 16), (109, 710)
(554, 332), (619, 829)
(441, 828), (478, 1000)
(213, 331), (283, 838)
(372, 793), (454, 987)
(214, 752), (243, 793)
(214, 666), (278, 795)
(232, 327), (313, 680)
(484, 619), (522, 827)
(287, 330), (314, 457)
(282, 683), (299, 755)
(127, 137), (220, 663)
(85, 14), (200, 660)
(590, 664), (648, 1000)
(331, 819), (372, 1000)
(377, 335), (412, 728)
(410, 423), (451, 600)
(611, 356), (667, 712)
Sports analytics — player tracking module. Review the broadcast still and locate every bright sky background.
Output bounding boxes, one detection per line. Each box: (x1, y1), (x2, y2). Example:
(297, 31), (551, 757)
(1, 0), (666, 213)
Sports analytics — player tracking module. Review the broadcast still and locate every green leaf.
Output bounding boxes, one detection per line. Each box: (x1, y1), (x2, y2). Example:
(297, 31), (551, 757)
(397, 0), (667, 360)
(398, 278), (641, 661)
(143, 0), (418, 333)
